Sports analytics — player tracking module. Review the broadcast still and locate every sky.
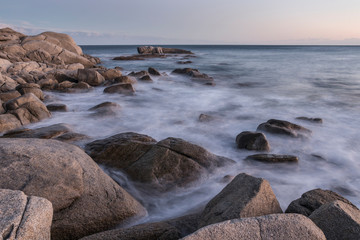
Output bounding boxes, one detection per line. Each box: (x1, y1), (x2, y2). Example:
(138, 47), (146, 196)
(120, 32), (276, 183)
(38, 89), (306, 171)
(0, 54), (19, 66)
(0, 0), (360, 45)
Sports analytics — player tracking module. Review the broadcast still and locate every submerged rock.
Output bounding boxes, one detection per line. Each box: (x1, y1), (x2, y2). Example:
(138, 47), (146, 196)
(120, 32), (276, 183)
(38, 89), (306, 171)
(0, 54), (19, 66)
(309, 200), (360, 240)
(198, 173), (282, 228)
(0, 189), (53, 240)
(246, 154), (298, 163)
(285, 188), (357, 216)
(182, 214), (326, 240)
(0, 138), (146, 240)
(88, 101), (121, 117)
(148, 67), (161, 76)
(172, 68), (214, 85)
(103, 83), (135, 95)
(140, 75), (153, 82)
(296, 116), (323, 123)
(257, 119), (312, 138)
(236, 131), (270, 151)
(46, 103), (68, 112)
(86, 134), (235, 192)
(198, 113), (215, 122)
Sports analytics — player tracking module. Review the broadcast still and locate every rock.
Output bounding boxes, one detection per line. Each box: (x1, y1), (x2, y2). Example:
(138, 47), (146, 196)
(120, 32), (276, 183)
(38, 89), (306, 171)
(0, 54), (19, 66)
(140, 75), (153, 82)
(54, 132), (89, 143)
(0, 114), (22, 132)
(86, 135), (235, 192)
(0, 189), (53, 240)
(246, 154), (298, 163)
(54, 80), (74, 91)
(111, 76), (137, 85)
(99, 68), (122, 80)
(172, 68), (214, 85)
(148, 67), (161, 76)
(16, 83), (44, 100)
(103, 83), (135, 95)
(257, 119), (312, 138)
(0, 58), (12, 72)
(37, 78), (58, 90)
(5, 93), (51, 125)
(80, 214), (199, 240)
(309, 200), (360, 240)
(177, 61), (193, 64)
(88, 101), (121, 117)
(1, 123), (72, 139)
(198, 173), (282, 228)
(113, 55), (145, 61)
(46, 103), (68, 112)
(0, 27), (25, 43)
(198, 113), (215, 122)
(137, 46), (193, 55)
(236, 131), (270, 151)
(72, 81), (92, 90)
(85, 132), (157, 170)
(0, 73), (18, 92)
(0, 90), (21, 102)
(129, 70), (149, 78)
(182, 214), (326, 240)
(285, 188), (356, 216)
(77, 69), (105, 86)
(296, 116), (323, 123)
(0, 138), (146, 240)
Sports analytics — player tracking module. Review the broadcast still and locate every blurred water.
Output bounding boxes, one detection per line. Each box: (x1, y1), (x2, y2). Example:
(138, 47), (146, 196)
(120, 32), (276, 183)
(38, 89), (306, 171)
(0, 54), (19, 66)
(30, 45), (360, 223)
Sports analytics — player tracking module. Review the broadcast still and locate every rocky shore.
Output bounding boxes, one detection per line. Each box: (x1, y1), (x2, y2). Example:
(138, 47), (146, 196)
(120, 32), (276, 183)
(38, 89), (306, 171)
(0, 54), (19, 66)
(0, 28), (359, 239)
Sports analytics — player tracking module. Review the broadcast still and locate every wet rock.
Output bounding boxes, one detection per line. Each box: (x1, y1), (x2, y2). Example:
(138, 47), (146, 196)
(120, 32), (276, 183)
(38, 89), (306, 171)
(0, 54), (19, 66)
(236, 131), (270, 151)
(183, 214), (326, 240)
(0, 189), (53, 240)
(103, 83), (135, 95)
(46, 103), (68, 112)
(140, 75), (153, 82)
(246, 154), (298, 163)
(99, 68), (122, 80)
(0, 114), (22, 132)
(129, 70), (149, 78)
(257, 119), (312, 138)
(309, 200), (360, 240)
(296, 116), (323, 123)
(77, 69), (105, 86)
(148, 67), (161, 76)
(88, 101), (121, 117)
(285, 188), (356, 216)
(1, 123), (72, 139)
(54, 132), (89, 143)
(80, 214), (199, 240)
(5, 93), (51, 125)
(54, 80), (74, 92)
(172, 68), (214, 85)
(108, 76), (137, 85)
(137, 46), (193, 55)
(72, 81), (92, 90)
(198, 173), (282, 228)
(0, 138), (146, 240)
(0, 90), (21, 102)
(16, 83), (44, 100)
(86, 135), (235, 192)
(177, 61), (193, 64)
(198, 113), (215, 122)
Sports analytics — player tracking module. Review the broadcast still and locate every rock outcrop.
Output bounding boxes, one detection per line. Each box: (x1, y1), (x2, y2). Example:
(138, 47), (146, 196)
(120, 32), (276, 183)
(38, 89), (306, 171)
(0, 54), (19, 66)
(0, 189), (53, 240)
(198, 173), (282, 227)
(182, 214), (326, 240)
(137, 46), (193, 55)
(0, 138), (146, 240)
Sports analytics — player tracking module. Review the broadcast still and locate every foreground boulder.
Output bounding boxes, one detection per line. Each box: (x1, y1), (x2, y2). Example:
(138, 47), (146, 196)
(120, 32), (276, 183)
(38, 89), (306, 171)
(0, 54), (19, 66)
(86, 134), (235, 192)
(182, 214), (326, 240)
(0, 138), (146, 240)
(257, 119), (312, 138)
(0, 189), (53, 240)
(309, 200), (360, 240)
(80, 214), (199, 240)
(198, 173), (282, 227)
(172, 68), (214, 85)
(285, 188), (356, 216)
(236, 131), (270, 151)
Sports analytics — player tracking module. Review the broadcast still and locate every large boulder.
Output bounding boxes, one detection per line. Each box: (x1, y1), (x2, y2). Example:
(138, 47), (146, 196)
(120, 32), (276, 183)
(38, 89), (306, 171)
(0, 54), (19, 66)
(198, 173), (282, 228)
(309, 200), (360, 240)
(285, 188), (356, 216)
(86, 135), (235, 192)
(16, 83), (44, 100)
(182, 214), (326, 240)
(0, 138), (146, 240)
(0, 114), (22, 132)
(4, 93), (51, 125)
(236, 131), (270, 151)
(257, 119), (311, 138)
(77, 69), (105, 86)
(99, 68), (122, 80)
(0, 189), (53, 240)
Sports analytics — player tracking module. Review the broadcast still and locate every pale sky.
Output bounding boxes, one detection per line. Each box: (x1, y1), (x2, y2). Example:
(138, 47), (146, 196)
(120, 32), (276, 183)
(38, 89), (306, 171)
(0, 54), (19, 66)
(1, 0), (360, 45)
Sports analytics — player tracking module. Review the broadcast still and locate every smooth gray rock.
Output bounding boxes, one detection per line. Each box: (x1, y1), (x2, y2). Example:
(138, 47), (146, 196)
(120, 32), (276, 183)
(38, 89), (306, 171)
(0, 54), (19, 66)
(236, 131), (270, 151)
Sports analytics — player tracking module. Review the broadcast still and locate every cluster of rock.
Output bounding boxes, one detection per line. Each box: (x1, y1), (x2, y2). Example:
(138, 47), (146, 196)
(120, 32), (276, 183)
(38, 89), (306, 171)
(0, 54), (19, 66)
(235, 118), (322, 163)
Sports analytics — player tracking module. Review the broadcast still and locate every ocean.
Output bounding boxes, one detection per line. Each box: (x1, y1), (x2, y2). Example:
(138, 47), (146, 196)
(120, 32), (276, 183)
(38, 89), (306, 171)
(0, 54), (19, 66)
(31, 45), (360, 224)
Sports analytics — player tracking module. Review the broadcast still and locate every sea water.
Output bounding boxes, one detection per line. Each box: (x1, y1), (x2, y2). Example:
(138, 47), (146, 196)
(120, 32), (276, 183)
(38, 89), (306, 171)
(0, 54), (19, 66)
(29, 45), (360, 223)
